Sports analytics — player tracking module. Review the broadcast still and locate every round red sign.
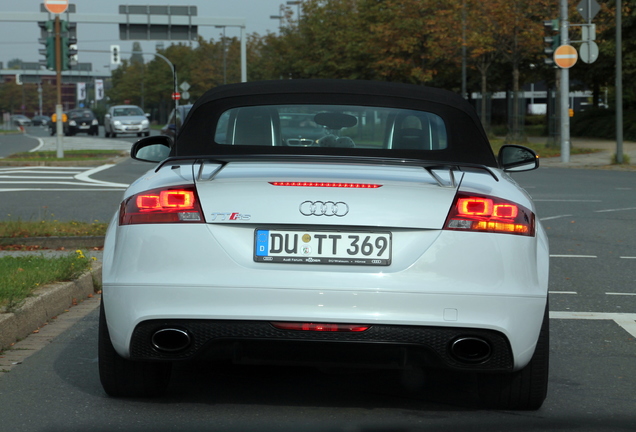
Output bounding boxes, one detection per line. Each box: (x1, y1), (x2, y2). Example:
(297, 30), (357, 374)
(553, 45), (578, 69)
(44, 0), (69, 14)
(172, 92), (181, 100)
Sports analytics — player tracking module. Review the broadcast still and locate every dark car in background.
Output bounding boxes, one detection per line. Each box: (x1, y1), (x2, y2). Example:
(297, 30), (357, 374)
(49, 109), (99, 136)
(66, 109), (99, 136)
(31, 115), (51, 126)
(160, 104), (193, 138)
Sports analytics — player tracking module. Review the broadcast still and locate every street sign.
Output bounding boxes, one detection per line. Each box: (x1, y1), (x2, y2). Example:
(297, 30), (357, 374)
(179, 81), (190, 92)
(44, 0), (69, 15)
(577, 0), (601, 22)
(554, 45), (578, 69)
(172, 92), (181, 100)
(580, 41), (599, 64)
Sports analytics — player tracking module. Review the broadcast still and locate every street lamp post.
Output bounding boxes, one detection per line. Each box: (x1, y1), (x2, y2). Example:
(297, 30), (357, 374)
(270, 14), (284, 31)
(287, 1), (302, 20)
(215, 25), (227, 85)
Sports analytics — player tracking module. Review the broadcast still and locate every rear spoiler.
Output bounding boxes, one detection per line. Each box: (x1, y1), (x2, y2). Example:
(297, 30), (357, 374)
(154, 154), (499, 184)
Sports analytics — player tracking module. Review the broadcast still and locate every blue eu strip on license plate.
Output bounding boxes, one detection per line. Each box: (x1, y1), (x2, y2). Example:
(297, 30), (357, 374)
(254, 229), (391, 266)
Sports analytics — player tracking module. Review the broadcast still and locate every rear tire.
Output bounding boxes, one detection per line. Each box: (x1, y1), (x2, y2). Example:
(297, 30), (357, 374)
(476, 302), (549, 410)
(111, 132), (117, 138)
(98, 301), (172, 397)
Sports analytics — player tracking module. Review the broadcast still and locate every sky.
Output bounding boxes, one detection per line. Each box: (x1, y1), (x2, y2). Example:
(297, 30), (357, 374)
(0, 0), (289, 74)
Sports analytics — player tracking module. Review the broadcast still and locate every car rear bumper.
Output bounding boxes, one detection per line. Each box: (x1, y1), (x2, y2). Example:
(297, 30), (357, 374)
(103, 283), (546, 371)
(128, 318), (515, 372)
(69, 125), (98, 134)
(103, 224), (548, 371)
(112, 125), (149, 134)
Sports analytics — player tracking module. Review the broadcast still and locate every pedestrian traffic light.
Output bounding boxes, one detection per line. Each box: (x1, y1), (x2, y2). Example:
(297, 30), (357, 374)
(111, 45), (121, 65)
(61, 21), (78, 70)
(543, 19), (560, 65)
(38, 20), (55, 70)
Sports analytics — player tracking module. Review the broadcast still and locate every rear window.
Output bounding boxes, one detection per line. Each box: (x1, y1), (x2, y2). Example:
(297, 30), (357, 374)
(113, 107), (144, 117)
(213, 105), (448, 151)
(69, 110), (94, 119)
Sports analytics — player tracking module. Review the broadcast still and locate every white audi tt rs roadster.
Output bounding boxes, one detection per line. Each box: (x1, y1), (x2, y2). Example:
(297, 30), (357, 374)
(99, 79), (549, 410)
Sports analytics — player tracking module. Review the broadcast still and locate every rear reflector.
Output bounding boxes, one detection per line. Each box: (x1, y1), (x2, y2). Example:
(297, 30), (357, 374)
(445, 193), (535, 236)
(120, 185), (204, 225)
(269, 182), (381, 188)
(271, 322), (371, 332)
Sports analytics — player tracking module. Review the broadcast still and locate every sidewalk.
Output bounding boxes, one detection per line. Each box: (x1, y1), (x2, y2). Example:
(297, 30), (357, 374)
(532, 137), (636, 170)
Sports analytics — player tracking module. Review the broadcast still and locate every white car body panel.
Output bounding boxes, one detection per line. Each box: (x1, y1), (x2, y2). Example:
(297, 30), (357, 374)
(103, 163), (549, 370)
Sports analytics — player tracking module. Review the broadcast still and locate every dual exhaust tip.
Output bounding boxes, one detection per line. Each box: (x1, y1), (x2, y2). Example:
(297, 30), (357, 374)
(151, 328), (191, 353)
(449, 337), (492, 364)
(150, 328), (493, 364)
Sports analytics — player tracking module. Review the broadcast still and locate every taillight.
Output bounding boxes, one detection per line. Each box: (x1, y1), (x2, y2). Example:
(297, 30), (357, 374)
(444, 193), (535, 236)
(119, 185), (204, 225)
(271, 322), (371, 332)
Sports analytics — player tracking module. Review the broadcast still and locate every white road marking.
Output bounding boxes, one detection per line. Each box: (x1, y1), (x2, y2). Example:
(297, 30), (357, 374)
(550, 254), (597, 258)
(606, 293), (636, 296)
(549, 291), (578, 295)
(534, 199), (602, 202)
(0, 188), (125, 192)
(540, 214), (572, 221)
(595, 207), (636, 213)
(620, 256), (636, 259)
(0, 165), (128, 191)
(73, 164), (129, 188)
(550, 311), (636, 338)
(0, 175), (76, 180)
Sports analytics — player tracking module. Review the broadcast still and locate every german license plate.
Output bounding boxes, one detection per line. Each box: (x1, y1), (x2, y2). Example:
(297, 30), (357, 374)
(255, 229), (391, 265)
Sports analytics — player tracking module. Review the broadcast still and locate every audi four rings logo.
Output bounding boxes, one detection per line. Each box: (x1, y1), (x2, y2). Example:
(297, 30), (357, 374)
(299, 201), (349, 217)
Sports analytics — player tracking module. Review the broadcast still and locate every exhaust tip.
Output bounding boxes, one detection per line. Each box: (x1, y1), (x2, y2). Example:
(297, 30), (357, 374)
(151, 328), (191, 353)
(450, 337), (492, 364)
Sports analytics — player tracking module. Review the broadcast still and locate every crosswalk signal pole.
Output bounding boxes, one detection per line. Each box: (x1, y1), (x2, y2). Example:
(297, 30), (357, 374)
(54, 15), (64, 159)
(560, 0), (570, 163)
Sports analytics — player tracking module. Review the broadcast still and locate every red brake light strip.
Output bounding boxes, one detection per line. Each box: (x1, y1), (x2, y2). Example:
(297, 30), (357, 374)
(271, 322), (371, 332)
(269, 182), (381, 188)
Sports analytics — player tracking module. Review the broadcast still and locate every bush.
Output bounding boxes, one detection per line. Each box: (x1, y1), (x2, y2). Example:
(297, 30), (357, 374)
(571, 108), (636, 141)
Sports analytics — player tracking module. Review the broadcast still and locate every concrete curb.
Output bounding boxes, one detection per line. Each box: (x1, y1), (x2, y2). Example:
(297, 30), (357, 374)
(0, 262), (102, 352)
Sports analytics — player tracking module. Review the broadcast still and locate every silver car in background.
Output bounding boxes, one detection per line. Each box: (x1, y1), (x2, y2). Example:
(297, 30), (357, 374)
(104, 105), (150, 138)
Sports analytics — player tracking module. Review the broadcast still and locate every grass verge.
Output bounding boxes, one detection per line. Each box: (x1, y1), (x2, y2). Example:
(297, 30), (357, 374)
(4, 150), (126, 162)
(0, 250), (93, 311)
(0, 220), (108, 239)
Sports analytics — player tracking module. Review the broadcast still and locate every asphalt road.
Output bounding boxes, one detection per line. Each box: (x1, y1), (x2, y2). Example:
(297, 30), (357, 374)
(0, 129), (635, 431)
(0, 126), (153, 222)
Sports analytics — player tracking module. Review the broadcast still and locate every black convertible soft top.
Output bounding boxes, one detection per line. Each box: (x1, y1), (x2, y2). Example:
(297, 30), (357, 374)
(176, 79), (496, 167)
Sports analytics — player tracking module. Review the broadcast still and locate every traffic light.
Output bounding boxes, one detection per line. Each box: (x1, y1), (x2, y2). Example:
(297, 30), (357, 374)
(111, 45), (121, 65)
(60, 20), (78, 71)
(543, 19), (560, 65)
(38, 20), (55, 70)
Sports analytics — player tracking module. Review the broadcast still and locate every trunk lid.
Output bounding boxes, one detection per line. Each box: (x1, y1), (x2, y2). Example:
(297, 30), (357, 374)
(194, 161), (461, 229)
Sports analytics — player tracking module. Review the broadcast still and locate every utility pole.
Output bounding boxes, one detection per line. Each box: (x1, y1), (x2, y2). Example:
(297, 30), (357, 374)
(54, 14), (64, 158)
(615, 0), (623, 163)
(559, 0), (570, 163)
